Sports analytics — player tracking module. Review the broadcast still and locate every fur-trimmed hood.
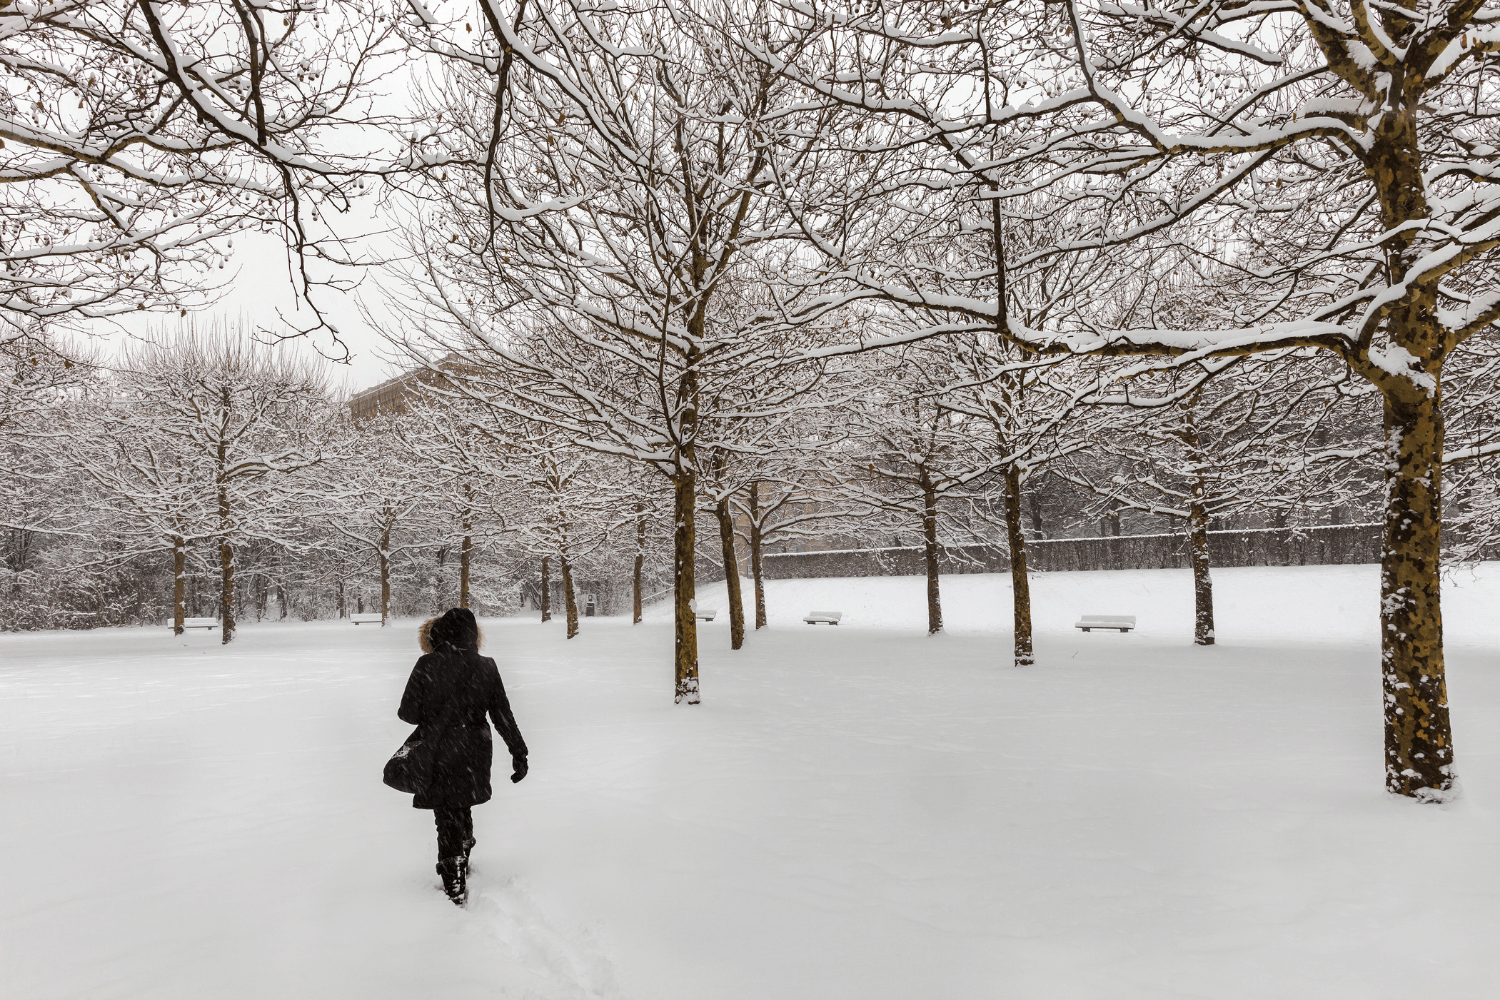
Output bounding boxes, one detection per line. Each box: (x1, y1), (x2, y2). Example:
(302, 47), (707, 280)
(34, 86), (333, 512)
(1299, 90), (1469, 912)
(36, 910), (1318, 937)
(419, 607), (483, 654)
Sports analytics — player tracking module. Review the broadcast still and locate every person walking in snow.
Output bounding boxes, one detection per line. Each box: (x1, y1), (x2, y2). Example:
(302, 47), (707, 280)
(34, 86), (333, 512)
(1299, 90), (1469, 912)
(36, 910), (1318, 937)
(397, 607), (528, 906)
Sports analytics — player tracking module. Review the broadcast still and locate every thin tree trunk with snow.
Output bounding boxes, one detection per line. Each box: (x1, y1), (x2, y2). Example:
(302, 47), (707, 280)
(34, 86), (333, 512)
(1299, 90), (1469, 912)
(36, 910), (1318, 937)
(218, 499), (234, 644)
(172, 535), (186, 635)
(921, 472), (942, 635)
(216, 387), (236, 645)
(1003, 468), (1034, 666)
(633, 502), (646, 625)
(673, 470), (700, 704)
(219, 534), (234, 644)
(540, 556), (551, 622)
(460, 512), (472, 610)
(748, 482), (767, 630)
(715, 495), (745, 650)
(379, 526), (391, 626)
(559, 528), (579, 639)
(1188, 478), (1215, 646)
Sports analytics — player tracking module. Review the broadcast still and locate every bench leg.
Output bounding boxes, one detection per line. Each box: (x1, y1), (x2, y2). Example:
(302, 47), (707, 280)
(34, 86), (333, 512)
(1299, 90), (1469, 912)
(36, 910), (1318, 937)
(1082, 628), (1091, 632)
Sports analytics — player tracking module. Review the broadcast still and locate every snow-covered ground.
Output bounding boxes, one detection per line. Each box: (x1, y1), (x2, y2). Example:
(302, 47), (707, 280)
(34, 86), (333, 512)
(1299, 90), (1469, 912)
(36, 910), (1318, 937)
(3, 564), (1499, 1000)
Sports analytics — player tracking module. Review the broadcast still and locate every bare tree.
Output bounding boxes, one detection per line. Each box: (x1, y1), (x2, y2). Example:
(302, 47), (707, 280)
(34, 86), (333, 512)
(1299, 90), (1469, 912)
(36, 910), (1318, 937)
(0, 1), (412, 349)
(115, 326), (328, 642)
(1063, 356), (1377, 644)
(388, 1), (849, 702)
(839, 348), (1001, 635)
(769, 0), (1500, 800)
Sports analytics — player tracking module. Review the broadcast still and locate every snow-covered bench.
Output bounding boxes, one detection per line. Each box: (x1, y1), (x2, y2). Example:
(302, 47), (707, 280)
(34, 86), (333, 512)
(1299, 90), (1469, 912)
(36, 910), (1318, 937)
(1075, 615), (1136, 633)
(689, 600), (717, 622)
(803, 611), (843, 625)
(178, 617), (216, 630)
(350, 613), (384, 625)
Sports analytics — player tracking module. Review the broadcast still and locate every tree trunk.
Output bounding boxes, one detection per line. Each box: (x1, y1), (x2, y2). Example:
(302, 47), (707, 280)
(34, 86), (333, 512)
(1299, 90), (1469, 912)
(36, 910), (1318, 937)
(219, 533), (234, 644)
(540, 556), (551, 622)
(673, 470), (700, 704)
(1027, 486), (1045, 538)
(559, 530), (579, 639)
(715, 495), (745, 649)
(460, 528), (472, 610)
(921, 473), (942, 635)
(633, 501), (645, 624)
(1379, 387), (1454, 799)
(378, 521), (392, 626)
(217, 477), (235, 644)
(172, 535), (186, 635)
(1188, 480), (1215, 646)
(748, 482), (767, 629)
(336, 576), (345, 619)
(1002, 467), (1033, 666)
(216, 390), (235, 646)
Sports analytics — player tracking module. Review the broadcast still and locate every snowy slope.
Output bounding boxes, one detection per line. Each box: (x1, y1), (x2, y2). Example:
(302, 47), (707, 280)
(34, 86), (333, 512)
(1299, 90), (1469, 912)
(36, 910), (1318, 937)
(3, 564), (1499, 1000)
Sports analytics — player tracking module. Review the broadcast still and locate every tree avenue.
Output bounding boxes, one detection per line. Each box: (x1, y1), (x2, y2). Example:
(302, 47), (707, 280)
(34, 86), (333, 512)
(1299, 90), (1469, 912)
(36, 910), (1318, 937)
(390, 0), (848, 704)
(5, 0), (1500, 807)
(767, 0), (1500, 800)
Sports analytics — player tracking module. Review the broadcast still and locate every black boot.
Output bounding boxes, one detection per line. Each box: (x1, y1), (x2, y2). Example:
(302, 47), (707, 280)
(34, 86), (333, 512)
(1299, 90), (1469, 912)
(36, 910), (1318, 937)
(436, 857), (467, 906)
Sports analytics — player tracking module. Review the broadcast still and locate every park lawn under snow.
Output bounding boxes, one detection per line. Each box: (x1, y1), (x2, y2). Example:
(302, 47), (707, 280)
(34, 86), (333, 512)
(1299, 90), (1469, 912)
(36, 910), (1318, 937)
(3, 565), (1500, 1000)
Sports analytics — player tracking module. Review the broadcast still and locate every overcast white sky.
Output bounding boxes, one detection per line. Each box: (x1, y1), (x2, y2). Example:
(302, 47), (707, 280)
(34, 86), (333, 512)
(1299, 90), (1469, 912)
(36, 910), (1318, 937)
(84, 190), (409, 396)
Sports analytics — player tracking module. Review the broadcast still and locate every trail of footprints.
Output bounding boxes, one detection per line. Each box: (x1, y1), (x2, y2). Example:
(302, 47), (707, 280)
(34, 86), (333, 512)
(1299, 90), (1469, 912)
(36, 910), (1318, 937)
(466, 876), (622, 1000)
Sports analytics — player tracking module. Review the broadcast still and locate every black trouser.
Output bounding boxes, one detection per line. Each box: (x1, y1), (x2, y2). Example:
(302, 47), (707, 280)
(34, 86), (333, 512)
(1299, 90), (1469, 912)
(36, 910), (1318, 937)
(434, 805), (473, 860)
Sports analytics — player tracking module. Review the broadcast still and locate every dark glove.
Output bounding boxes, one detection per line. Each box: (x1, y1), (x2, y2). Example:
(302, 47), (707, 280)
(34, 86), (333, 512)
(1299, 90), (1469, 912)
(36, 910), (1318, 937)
(510, 755), (528, 784)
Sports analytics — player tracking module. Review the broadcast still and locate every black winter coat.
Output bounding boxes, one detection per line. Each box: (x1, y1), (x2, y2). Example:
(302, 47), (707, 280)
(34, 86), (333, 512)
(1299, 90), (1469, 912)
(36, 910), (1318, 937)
(398, 628), (527, 810)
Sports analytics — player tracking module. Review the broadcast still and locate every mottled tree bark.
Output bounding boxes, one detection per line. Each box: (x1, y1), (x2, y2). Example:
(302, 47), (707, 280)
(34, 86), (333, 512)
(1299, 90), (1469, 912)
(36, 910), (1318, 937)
(559, 529), (579, 639)
(559, 558), (579, 638)
(670, 336), (702, 703)
(715, 495), (745, 649)
(748, 482), (767, 629)
(1002, 468), (1033, 665)
(1174, 405), (1216, 647)
(673, 470), (700, 703)
(1378, 386), (1453, 798)
(540, 556), (551, 622)
(171, 535), (186, 635)
(921, 471), (942, 635)
(1362, 105), (1456, 800)
(1188, 479), (1215, 646)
